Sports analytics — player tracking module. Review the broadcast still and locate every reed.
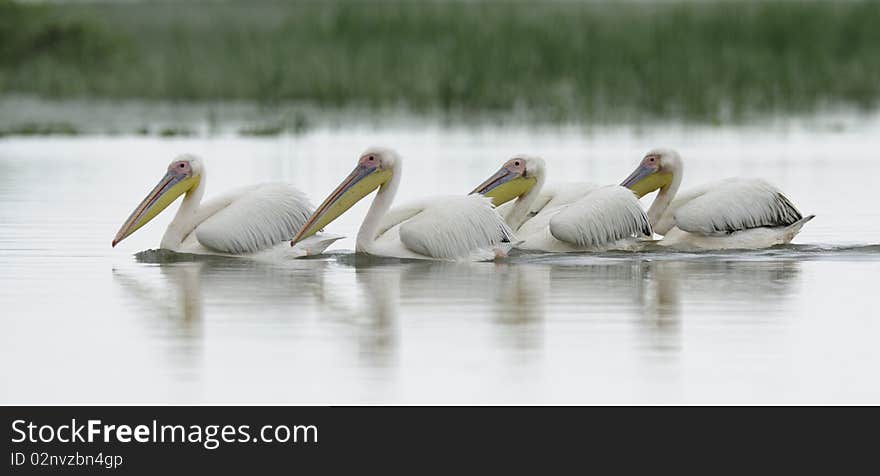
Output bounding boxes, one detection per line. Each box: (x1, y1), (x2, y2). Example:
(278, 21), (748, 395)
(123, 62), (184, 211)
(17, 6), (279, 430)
(2, 0), (880, 122)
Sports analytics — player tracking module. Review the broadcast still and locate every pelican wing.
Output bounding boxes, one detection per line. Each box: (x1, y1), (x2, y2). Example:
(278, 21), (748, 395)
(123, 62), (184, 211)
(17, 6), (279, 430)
(512, 182), (599, 236)
(653, 186), (710, 235)
(541, 182), (600, 210)
(398, 195), (514, 259)
(374, 199), (433, 239)
(194, 183), (313, 254)
(548, 185), (652, 247)
(673, 178), (803, 236)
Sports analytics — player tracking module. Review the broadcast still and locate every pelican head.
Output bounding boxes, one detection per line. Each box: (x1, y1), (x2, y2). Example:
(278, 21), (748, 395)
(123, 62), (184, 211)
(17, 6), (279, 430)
(620, 148), (681, 198)
(112, 154), (203, 247)
(470, 155), (544, 206)
(291, 147), (396, 245)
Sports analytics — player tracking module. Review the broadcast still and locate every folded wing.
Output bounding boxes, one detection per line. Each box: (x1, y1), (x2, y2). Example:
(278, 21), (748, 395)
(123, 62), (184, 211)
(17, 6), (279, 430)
(673, 178), (803, 235)
(548, 185), (652, 247)
(399, 195), (514, 259)
(194, 183), (314, 254)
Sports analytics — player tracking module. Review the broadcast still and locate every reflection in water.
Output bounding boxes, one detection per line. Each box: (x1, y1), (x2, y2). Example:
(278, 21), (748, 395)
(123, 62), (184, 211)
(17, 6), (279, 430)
(351, 264), (400, 368)
(112, 253), (804, 376)
(113, 254), (333, 379)
(640, 263), (680, 321)
(638, 261), (682, 354)
(112, 263), (205, 326)
(636, 258), (802, 355)
(306, 258), (402, 370)
(112, 263), (205, 377)
(106, 248), (807, 402)
(489, 264), (549, 352)
(489, 264), (549, 327)
(3, 129), (880, 403)
(401, 262), (550, 352)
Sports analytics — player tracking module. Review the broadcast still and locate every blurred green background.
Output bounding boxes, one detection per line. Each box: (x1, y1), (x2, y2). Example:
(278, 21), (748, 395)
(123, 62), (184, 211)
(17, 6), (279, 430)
(2, 0), (880, 127)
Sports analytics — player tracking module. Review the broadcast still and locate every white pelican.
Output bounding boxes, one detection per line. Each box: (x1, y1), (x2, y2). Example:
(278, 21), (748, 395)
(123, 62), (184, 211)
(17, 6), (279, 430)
(470, 155), (652, 252)
(620, 148), (814, 249)
(290, 147), (514, 260)
(112, 154), (341, 257)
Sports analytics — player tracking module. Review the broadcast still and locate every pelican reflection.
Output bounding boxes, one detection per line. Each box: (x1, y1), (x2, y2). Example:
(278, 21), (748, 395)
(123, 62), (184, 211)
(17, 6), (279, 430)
(634, 258), (803, 355)
(112, 253), (334, 371)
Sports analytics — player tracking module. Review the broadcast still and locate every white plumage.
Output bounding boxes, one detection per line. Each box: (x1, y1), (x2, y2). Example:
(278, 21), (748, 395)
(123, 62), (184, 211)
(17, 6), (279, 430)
(360, 150), (513, 261)
(296, 147), (514, 261)
(114, 155), (341, 258)
(658, 179), (803, 236)
(487, 158), (652, 252)
(190, 183), (314, 254)
(495, 182), (598, 224)
(374, 198), (433, 238)
(549, 186), (654, 247)
(397, 195), (514, 260)
(501, 183), (598, 238)
(629, 149), (813, 250)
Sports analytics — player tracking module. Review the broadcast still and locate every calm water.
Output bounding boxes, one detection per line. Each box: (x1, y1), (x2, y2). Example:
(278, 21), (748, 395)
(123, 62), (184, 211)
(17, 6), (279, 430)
(1, 120), (879, 403)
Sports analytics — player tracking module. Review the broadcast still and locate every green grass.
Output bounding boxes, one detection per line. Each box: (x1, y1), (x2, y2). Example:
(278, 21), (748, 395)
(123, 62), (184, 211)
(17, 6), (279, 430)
(238, 112), (311, 136)
(238, 123), (285, 137)
(0, 122), (79, 137)
(2, 0), (880, 122)
(157, 126), (196, 137)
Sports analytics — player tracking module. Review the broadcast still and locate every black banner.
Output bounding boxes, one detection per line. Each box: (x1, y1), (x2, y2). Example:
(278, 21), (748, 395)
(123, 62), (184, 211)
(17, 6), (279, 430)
(1, 406), (874, 474)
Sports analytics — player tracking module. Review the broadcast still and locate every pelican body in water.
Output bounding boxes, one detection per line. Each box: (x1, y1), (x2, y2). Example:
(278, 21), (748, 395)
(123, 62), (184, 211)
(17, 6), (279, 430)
(620, 149), (814, 250)
(291, 147), (514, 261)
(471, 156), (652, 252)
(112, 154), (341, 257)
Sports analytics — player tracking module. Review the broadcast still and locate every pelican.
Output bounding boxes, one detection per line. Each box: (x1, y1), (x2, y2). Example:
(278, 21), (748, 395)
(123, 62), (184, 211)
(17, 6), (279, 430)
(620, 148), (814, 249)
(290, 147), (514, 260)
(470, 155), (652, 252)
(112, 154), (341, 257)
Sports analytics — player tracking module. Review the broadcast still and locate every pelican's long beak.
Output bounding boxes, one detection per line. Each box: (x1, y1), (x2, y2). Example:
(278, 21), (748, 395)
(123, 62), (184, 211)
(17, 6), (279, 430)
(112, 170), (200, 247)
(620, 164), (671, 198)
(291, 164), (392, 245)
(470, 166), (536, 206)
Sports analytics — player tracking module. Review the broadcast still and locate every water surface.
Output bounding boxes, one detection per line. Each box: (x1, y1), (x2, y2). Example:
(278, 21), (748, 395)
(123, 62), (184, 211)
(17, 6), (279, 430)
(1, 122), (878, 403)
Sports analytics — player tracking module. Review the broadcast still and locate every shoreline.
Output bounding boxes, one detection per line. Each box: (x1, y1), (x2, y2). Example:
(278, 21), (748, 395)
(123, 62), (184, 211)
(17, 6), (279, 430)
(1, 94), (877, 139)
